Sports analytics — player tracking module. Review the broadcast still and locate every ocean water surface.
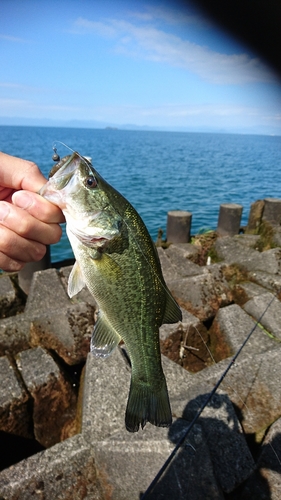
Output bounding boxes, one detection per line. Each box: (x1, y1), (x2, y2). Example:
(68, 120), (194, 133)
(1, 126), (281, 262)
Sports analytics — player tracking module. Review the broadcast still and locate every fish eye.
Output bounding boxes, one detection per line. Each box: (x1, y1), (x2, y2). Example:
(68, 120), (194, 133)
(85, 176), (97, 188)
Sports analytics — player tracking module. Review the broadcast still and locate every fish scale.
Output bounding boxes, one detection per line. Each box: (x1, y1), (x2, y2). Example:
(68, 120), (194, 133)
(40, 151), (182, 432)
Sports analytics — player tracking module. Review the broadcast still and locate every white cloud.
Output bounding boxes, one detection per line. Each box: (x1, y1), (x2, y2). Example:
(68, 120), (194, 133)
(0, 98), (29, 109)
(0, 33), (29, 43)
(62, 102), (281, 126)
(0, 82), (63, 96)
(0, 82), (22, 88)
(1, 95), (280, 131)
(72, 13), (276, 85)
(0, 97), (83, 114)
(72, 18), (117, 38)
(127, 5), (210, 28)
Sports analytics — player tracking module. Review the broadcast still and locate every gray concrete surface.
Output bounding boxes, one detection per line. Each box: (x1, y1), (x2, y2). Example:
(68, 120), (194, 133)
(1, 208), (281, 499)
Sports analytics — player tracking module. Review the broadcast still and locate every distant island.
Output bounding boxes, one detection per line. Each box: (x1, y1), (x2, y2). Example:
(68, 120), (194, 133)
(0, 116), (280, 136)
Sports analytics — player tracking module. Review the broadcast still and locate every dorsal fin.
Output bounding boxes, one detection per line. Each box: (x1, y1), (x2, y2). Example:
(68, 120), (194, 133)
(162, 290), (182, 325)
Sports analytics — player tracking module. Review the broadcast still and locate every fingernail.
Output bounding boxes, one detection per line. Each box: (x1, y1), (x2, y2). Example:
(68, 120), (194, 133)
(12, 191), (34, 210)
(0, 202), (10, 222)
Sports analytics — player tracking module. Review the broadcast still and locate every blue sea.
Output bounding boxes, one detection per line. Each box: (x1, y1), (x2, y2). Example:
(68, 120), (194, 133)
(1, 125), (281, 263)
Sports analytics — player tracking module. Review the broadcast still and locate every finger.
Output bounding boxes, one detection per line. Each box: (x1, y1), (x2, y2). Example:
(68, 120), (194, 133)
(12, 191), (65, 224)
(0, 252), (26, 272)
(0, 225), (47, 267)
(0, 187), (13, 201)
(0, 152), (46, 192)
(0, 201), (62, 245)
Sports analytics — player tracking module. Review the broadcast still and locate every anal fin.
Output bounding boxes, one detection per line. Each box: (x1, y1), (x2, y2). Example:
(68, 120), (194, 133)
(90, 310), (122, 358)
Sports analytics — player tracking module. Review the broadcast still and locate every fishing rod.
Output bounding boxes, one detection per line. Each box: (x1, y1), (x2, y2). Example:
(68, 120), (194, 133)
(140, 291), (277, 499)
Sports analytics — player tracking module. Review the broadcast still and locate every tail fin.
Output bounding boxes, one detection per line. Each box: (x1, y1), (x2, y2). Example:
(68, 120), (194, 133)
(125, 375), (172, 432)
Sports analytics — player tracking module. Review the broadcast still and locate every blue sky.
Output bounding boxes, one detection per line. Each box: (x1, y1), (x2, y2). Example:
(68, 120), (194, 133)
(1, 0), (281, 134)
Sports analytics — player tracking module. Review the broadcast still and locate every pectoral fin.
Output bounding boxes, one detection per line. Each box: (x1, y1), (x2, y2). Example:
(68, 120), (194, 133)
(90, 310), (122, 358)
(162, 290), (182, 324)
(68, 261), (86, 298)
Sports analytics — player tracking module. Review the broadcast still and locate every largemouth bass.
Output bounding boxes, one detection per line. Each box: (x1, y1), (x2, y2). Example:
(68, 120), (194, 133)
(40, 151), (182, 432)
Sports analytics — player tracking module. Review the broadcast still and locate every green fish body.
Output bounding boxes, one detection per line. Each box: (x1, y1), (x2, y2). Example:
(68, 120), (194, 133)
(40, 152), (182, 432)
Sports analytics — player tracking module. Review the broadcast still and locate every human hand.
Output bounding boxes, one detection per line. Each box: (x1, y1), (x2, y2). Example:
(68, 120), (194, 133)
(0, 151), (64, 272)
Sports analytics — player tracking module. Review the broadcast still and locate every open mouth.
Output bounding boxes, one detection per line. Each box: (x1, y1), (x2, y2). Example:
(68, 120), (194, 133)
(89, 237), (108, 244)
(70, 228), (109, 246)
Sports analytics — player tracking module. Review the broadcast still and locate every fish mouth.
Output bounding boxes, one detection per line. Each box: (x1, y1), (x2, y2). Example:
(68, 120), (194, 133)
(39, 152), (90, 205)
(48, 152), (87, 180)
(87, 236), (108, 247)
(68, 226), (111, 248)
(79, 235), (108, 244)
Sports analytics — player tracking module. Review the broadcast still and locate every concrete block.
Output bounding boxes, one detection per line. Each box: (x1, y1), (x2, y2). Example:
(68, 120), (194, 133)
(227, 348), (281, 434)
(81, 350), (223, 500)
(249, 270), (281, 292)
(180, 391), (255, 493)
(0, 356), (31, 439)
(234, 234), (261, 248)
(164, 244), (203, 277)
(0, 431), (44, 471)
(215, 236), (257, 269)
(0, 275), (16, 315)
(256, 248), (281, 274)
(163, 357), (257, 494)
(160, 308), (212, 372)
(243, 292), (281, 340)
(30, 303), (95, 365)
(239, 281), (270, 299)
(166, 210), (192, 243)
(168, 340), (281, 435)
(0, 434), (103, 500)
(18, 246), (51, 295)
(157, 247), (182, 282)
(81, 348), (256, 497)
(272, 227), (281, 247)
(2, 231), (281, 498)
(263, 198), (281, 226)
(0, 314), (30, 357)
(160, 308), (199, 342)
(209, 303), (276, 362)
(227, 349), (281, 434)
(215, 237), (281, 273)
(167, 268), (232, 320)
(255, 417), (281, 499)
(239, 416), (281, 499)
(167, 242), (200, 261)
(95, 421), (224, 500)
(25, 268), (71, 316)
(81, 349), (130, 441)
(246, 199), (264, 233)
(0, 275), (21, 319)
(16, 347), (77, 447)
(217, 203), (243, 237)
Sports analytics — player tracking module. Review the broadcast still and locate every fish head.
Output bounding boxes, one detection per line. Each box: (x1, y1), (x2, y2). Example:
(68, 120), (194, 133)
(40, 152), (123, 248)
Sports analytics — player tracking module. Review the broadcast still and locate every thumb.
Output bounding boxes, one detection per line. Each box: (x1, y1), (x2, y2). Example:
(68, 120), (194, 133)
(0, 152), (47, 192)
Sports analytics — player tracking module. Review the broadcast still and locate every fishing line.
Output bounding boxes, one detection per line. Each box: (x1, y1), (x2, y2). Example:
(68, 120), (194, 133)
(52, 141), (76, 156)
(140, 291), (278, 499)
